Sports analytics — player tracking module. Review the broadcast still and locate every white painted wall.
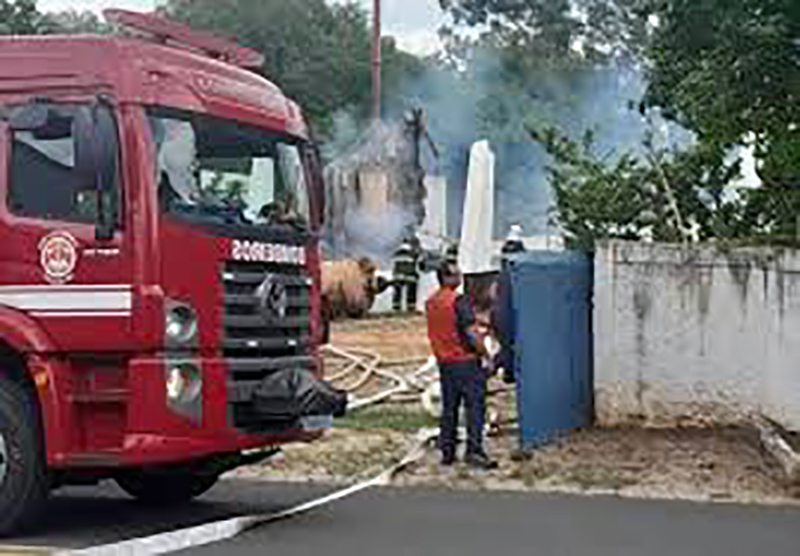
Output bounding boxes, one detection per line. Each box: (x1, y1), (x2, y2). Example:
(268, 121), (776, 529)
(595, 241), (800, 431)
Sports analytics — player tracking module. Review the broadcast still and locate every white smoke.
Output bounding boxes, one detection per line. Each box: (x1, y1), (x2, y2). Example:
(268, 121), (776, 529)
(343, 204), (416, 267)
(322, 45), (694, 256)
(323, 119), (425, 265)
(382, 52), (692, 238)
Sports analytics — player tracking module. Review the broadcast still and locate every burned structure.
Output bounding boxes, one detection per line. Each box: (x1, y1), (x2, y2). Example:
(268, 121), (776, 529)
(324, 109), (437, 265)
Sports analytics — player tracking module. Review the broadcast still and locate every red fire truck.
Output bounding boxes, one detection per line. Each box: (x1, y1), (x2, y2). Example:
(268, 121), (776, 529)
(0, 10), (345, 534)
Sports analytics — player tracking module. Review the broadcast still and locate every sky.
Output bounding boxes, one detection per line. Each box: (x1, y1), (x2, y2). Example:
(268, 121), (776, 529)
(37, 0), (446, 55)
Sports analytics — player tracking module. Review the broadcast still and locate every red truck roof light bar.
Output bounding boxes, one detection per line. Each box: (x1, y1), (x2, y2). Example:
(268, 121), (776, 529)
(103, 9), (265, 69)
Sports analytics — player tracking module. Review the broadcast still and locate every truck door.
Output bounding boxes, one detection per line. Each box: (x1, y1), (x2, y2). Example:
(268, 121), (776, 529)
(0, 101), (133, 352)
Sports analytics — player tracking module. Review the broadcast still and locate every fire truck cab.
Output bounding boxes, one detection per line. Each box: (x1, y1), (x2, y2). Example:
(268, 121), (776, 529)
(0, 10), (343, 534)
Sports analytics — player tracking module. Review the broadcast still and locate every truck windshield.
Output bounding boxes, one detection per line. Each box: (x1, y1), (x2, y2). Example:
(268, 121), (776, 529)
(147, 108), (310, 231)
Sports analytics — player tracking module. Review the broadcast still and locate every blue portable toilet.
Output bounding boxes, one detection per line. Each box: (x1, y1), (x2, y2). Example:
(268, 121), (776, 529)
(506, 251), (594, 450)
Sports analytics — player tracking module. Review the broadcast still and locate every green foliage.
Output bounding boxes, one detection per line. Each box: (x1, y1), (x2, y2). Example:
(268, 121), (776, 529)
(439, 0), (653, 63)
(643, 0), (799, 190)
(0, 0), (43, 34)
(0, 1), (110, 35)
(381, 37), (427, 112)
(335, 406), (438, 431)
(529, 125), (747, 249)
(40, 10), (110, 35)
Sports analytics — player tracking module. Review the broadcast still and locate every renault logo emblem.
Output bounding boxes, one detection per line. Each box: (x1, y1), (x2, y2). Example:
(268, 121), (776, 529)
(255, 275), (288, 321)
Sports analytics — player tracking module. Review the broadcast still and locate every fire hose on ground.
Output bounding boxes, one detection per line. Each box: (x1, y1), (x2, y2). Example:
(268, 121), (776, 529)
(323, 343), (513, 426)
(63, 427), (440, 556)
(58, 346), (510, 556)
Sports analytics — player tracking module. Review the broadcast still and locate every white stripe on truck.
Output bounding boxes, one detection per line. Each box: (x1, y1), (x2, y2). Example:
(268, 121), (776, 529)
(0, 285), (132, 315)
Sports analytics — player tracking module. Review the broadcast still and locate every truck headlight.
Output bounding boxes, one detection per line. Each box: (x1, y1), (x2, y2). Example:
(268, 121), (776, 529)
(166, 363), (202, 403)
(165, 362), (202, 420)
(165, 303), (198, 344)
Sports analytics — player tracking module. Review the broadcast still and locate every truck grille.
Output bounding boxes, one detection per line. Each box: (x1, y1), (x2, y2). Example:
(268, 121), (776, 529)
(221, 260), (314, 431)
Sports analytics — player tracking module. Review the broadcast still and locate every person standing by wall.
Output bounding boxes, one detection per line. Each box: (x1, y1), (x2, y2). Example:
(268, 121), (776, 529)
(392, 234), (421, 313)
(494, 223), (526, 384)
(502, 224), (526, 256)
(426, 261), (497, 470)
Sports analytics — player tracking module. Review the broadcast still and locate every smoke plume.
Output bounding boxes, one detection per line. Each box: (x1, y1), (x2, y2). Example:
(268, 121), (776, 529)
(322, 46), (691, 256)
(381, 53), (689, 239)
(323, 119), (424, 266)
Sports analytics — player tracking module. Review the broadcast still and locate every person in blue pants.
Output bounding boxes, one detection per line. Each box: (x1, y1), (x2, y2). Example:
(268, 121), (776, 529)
(426, 262), (497, 470)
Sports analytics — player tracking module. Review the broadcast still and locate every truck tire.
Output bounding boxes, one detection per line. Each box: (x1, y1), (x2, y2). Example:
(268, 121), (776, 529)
(0, 375), (48, 536)
(116, 470), (219, 505)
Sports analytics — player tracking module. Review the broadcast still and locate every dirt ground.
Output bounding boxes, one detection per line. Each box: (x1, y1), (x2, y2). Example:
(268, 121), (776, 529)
(231, 425), (796, 505)
(328, 313), (431, 361)
(231, 315), (799, 506)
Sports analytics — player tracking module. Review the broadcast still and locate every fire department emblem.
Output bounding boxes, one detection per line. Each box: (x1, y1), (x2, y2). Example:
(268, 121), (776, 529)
(255, 274), (288, 321)
(39, 232), (78, 283)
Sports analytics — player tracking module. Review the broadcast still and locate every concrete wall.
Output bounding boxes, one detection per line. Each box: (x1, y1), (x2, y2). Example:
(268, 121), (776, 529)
(595, 241), (800, 431)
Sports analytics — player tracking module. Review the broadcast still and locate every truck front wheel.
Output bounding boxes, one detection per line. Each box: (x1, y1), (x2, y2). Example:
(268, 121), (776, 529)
(115, 470), (219, 505)
(0, 375), (48, 536)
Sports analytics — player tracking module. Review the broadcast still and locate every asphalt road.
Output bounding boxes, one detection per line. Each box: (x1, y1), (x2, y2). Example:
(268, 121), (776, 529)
(4, 480), (800, 555)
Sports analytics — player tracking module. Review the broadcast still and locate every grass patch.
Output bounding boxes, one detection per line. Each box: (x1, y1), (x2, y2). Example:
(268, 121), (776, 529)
(336, 406), (438, 431)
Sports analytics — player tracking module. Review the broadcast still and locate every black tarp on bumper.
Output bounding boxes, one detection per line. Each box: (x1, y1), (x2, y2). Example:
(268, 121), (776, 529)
(250, 368), (348, 423)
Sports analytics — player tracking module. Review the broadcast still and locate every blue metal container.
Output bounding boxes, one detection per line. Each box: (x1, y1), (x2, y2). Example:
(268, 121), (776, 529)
(507, 251), (594, 450)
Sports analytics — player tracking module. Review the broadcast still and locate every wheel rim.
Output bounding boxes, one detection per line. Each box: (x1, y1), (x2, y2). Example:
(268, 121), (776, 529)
(0, 432), (7, 488)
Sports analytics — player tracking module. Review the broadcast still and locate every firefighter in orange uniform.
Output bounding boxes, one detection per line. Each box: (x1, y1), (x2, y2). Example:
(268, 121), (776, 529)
(426, 261), (497, 470)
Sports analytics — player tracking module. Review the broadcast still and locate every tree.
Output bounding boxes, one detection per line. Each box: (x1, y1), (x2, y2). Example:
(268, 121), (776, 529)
(642, 0), (799, 191)
(439, 0), (653, 63)
(380, 36), (426, 113)
(530, 125), (746, 249)
(0, 1), (109, 35)
(40, 10), (110, 35)
(0, 0), (43, 34)
(165, 0), (423, 136)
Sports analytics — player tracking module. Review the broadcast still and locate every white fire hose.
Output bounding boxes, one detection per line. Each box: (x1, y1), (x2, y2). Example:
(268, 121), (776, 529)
(324, 336), (500, 414)
(58, 345), (504, 556)
(63, 427), (440, 556)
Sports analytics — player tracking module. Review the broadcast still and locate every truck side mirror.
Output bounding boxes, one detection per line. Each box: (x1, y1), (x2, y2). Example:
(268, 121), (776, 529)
(73, 101), (119, 242)
(73, 107), (96, 176)
(93, 102), (119, 242)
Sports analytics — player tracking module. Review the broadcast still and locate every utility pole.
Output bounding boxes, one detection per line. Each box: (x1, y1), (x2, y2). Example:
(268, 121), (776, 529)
(372, 0), (382, 122)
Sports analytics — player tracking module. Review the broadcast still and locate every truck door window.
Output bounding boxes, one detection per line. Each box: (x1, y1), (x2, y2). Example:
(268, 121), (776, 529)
(148, 109), (311, 231)
(7, 105), (120, 225)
